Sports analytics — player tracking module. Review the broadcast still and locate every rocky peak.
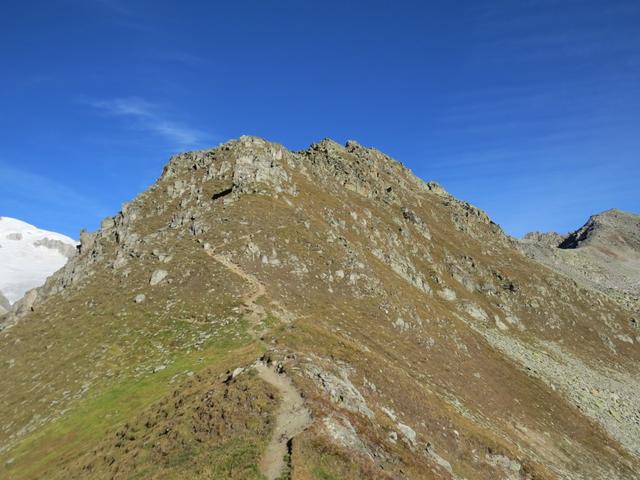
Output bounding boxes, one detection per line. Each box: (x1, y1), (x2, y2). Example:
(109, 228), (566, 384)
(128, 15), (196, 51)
(559, 208), (640, 250)
(519, 208), (640, 312)
(161, 136), (293, 195)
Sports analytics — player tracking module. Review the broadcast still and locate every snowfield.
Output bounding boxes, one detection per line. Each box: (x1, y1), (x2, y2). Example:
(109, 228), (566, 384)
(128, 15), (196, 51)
(0, 217), (77, 305)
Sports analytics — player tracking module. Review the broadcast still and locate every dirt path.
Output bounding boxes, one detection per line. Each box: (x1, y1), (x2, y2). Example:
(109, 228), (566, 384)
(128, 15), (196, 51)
(204, 244), (311, 479)
(255, 362), (312, 480)
(204, 244), (266, 334)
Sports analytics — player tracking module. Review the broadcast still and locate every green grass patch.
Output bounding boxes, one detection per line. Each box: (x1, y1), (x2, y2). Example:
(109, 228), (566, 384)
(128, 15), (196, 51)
(2, 321), (259, 480)
(262, 314), (281, 329)
(312, 466), (341, 480)
(203, 438), (265, 479)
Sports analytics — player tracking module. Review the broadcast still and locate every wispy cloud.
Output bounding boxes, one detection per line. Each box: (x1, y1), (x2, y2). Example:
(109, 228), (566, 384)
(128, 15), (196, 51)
(0, 163), (107, 236)
(83, 97), (211, 148)
(468, 1), (640, 64)
(0, 165), (93, 207)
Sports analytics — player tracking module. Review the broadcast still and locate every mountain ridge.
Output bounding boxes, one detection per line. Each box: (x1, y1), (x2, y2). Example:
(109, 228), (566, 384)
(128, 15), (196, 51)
(1, 136), (639, 479)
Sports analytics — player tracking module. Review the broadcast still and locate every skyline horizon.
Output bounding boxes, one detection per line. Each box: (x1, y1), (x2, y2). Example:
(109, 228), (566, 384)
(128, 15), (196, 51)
(2, 133), (637, 240)
(1, 1), (638, 239)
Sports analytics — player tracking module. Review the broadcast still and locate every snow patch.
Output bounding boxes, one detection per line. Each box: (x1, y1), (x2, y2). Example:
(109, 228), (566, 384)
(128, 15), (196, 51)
(0, 217), (77, 304)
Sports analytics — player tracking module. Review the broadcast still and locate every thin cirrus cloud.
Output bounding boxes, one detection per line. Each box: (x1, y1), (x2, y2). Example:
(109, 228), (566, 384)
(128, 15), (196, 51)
(468, 0), (640, 64)
(84, 97), (212, 148)
(0, 162), (107, 234)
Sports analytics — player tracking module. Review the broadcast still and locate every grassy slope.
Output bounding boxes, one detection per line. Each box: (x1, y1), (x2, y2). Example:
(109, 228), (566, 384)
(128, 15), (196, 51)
(4, 333), (259, 479)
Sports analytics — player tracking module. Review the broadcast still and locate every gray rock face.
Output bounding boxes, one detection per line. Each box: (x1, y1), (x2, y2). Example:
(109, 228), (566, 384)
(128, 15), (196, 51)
(231, 137), (291, 194)
(306, 363), (374, 419)
(33, 238), (77, 259)
(2, 289), (38, 328)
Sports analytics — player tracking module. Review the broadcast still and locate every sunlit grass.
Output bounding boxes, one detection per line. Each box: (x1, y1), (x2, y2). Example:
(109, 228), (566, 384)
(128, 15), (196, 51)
(2, 320), (259, 479)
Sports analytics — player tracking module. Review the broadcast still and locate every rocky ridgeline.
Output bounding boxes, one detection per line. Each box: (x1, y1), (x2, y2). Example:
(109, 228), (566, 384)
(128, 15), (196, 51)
(2, 137), (640, 479)
(2, 136), (500, 328)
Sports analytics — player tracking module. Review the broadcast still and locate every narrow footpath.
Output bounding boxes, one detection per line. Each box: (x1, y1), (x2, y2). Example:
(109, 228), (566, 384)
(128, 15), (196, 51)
(204, 244), (312, 480)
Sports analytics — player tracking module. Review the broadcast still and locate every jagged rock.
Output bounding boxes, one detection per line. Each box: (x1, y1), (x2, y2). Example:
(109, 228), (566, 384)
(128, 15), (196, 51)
(437, 288), (457, 301)
(323, 416), (372, 458)
(307, 364), (374, 419)
(78, 229), (96, 254)
(425, 443), (453, 475)
(9, 289), (38, 318)
(560, 209), (640, 250)
(487, 453), (522, 479)
(397, 423), (417, 446)
(230, 136), (292, 195)
(223, 367), (245, 384)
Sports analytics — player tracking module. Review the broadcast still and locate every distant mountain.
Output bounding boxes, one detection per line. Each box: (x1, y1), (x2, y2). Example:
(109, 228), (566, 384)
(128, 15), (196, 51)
(520, 209), (640, 311)
(559, 208), (640, 251)
(0, 217), (76, 306)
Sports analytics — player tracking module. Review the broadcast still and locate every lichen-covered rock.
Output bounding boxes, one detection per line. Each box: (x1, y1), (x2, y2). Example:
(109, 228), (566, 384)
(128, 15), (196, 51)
(149, 269), (168, 286)
(306, 363), (374, 419)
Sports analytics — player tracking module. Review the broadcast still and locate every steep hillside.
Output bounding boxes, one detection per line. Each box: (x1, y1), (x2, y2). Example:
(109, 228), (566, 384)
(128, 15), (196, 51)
(0, 217), (76, 305)
(1, 137), (639, 479)
(520, 209), (640, 313)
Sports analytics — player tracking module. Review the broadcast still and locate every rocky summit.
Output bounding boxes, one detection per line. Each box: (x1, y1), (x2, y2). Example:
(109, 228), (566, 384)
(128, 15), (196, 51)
(520, 209), (640, 314)
(1, 136), (639, 480)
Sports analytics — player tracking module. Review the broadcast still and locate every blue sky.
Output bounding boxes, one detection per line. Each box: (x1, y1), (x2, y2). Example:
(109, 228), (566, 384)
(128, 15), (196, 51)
(1, 0), (638, 239)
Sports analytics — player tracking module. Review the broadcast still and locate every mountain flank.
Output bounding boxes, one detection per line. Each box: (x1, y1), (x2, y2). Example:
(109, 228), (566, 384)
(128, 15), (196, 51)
(1, 137), (639, 479)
